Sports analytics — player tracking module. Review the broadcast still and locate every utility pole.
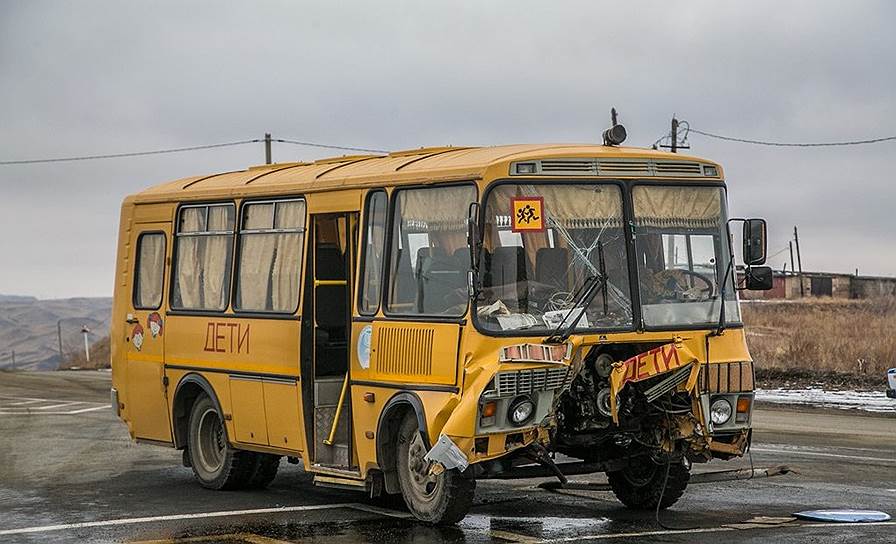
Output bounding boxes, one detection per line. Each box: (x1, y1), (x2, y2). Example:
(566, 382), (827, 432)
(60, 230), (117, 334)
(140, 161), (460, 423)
(671, 118), (678, 153)
(10, 350), (15, 369)
(57, 319), (64, 362)
(264, 133), (272, 164)
(788, 241), (795, 275)
(659, 116), (689, 153)
(794, 226), (805, 297)
(81, 325), (91, 363)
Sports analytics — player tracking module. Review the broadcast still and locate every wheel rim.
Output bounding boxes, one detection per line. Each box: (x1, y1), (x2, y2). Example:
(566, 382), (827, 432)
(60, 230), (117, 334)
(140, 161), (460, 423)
(405, 432), (443, 503)
(196, 407), (226, 474)
(622, 462), (657, 487)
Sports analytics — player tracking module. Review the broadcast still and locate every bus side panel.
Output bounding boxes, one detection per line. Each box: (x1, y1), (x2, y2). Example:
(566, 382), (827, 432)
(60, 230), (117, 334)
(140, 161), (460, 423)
(111, 202), (134, 427)
(164, 315), (306, 454)
(367, 322), (461, 386)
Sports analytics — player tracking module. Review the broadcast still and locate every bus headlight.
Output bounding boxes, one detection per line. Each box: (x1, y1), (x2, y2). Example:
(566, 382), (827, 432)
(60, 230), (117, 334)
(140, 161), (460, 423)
(710, 398), (733, 425)
(508, 396), (536, 426)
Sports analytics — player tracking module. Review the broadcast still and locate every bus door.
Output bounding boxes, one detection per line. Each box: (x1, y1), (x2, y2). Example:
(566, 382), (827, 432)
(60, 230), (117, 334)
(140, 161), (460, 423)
(302, 212), (358, 468)
(124, 223), (172, 442)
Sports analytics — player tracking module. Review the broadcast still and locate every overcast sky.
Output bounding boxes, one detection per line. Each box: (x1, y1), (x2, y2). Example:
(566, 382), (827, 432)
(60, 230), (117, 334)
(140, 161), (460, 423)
(1, 1), (894, 299)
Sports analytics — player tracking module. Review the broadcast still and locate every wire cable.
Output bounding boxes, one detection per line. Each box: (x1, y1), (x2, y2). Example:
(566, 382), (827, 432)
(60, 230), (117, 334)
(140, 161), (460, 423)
(0, 137), (389, 165)
(687, 128), (896, 147)
(0, 140), (260, 165)
(274, 139), (388, 154)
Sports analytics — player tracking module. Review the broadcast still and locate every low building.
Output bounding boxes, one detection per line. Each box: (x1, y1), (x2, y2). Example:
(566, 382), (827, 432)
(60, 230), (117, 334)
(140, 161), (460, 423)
(737, 269), (896, 300)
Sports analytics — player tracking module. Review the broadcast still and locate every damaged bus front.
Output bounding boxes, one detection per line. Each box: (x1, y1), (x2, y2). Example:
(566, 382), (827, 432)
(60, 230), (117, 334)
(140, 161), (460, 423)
(425, 175), (773, 515)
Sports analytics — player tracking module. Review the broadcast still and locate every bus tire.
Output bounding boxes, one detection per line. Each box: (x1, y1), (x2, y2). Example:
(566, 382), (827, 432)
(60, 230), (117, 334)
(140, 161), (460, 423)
(607, 460), (690, 510)
(187, 395), (255, 490)
(246, 454), (281, 489)
(395, 414), (474, 524)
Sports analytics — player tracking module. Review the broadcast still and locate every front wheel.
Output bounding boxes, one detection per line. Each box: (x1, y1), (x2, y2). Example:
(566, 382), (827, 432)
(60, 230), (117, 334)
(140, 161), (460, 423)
(187, 395), (255, 490)
(395, 414), (474, 524)
(607, 460), (690, 510)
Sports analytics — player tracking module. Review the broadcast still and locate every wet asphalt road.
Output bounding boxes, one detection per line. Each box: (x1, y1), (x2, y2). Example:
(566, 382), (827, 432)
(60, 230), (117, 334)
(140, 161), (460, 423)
(0, 370), (894, 543)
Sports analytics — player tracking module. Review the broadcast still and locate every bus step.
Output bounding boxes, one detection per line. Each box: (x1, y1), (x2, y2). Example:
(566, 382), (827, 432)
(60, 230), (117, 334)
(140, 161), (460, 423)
(313, 474), (366, 491)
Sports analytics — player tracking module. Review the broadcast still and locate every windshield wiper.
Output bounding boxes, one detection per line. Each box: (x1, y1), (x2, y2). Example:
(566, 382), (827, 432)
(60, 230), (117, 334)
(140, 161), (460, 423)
(712, 238), (736, 336)
(545, 273), (606, 344)
(597, 240), (608, 316)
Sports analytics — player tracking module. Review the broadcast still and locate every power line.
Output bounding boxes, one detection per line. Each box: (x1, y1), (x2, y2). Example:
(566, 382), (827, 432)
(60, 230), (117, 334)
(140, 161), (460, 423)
(0, 137), (389, 165)
(275, 138), (387, 154)
(687, 128), (896, 147)
(0, 140), (259, 165)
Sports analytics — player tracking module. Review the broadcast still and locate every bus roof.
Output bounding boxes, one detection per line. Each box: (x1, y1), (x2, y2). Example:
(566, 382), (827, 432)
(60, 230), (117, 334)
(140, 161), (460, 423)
(129, 143), (722, 204)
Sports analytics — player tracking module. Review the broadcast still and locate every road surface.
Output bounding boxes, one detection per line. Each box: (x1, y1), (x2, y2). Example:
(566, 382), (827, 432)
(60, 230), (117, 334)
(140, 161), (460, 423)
(0, 370), (893, 543)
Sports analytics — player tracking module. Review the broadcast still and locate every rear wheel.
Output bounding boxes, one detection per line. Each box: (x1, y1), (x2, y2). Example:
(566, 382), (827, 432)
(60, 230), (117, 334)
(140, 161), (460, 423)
(395, 414), (474, 524)
(607, 460), (689, 510)
(246, 454), (281, 489)
(187, 395), (255, 490)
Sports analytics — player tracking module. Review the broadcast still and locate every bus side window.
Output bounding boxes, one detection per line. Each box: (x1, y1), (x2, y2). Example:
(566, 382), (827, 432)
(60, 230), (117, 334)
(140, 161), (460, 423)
(358, 191), (387, 315)
(133, 232), (166, 310)
(234, 199), (306, 313)
(170, 203), (235, 311)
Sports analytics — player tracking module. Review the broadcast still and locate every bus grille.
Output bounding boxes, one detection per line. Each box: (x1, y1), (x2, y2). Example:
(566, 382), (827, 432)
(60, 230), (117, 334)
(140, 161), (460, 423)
(495, 367), (571, 397)
(699, 361), (754, 393)
(376, 327), (434, 376)
(512, 158), (713, 178)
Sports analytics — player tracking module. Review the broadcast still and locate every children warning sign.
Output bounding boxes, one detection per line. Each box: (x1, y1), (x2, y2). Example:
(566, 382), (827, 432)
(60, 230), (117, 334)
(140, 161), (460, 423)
(511, 196), (545, 232)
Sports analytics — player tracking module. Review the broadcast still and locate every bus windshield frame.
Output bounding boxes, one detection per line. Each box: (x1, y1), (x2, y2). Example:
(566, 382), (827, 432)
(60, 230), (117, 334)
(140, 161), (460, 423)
(472, 179), (741, 337)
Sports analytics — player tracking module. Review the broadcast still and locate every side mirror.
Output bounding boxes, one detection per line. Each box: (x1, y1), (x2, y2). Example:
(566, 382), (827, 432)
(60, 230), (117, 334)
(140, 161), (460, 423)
(742, 218), (767, 265)
(745, 265), (773, 290)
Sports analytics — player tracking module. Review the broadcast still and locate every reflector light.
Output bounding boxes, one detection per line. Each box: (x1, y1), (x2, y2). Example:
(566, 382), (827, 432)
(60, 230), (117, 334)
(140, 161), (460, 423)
(736, 396), (752, 413)
(500, 343), (569, 363)
(482, 401), (497, 417)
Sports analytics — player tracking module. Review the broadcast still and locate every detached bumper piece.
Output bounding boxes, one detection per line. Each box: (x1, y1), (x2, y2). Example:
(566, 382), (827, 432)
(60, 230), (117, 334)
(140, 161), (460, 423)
(424, 434), (469, 472)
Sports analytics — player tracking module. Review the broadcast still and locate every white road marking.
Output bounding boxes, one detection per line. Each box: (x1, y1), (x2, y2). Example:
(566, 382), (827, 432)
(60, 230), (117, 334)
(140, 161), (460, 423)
(752, 446), (895, 464)
(543, 521), (896, 542)
(5, 399), (43, 406)
(0, 503), (384, 536)
(66, 405), (111, 414)
(0, 395), (109, 415)
(33, 402), (82, 410)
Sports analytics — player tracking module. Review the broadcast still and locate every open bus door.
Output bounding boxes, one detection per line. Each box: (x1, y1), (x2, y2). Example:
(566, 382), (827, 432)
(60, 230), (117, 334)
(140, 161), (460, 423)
(301, 211), (359, 470)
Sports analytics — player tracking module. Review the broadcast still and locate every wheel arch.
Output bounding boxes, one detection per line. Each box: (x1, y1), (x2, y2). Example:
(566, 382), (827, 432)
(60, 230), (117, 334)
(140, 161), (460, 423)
(172, 372), (227, 450)
(375, 391), (430, 494)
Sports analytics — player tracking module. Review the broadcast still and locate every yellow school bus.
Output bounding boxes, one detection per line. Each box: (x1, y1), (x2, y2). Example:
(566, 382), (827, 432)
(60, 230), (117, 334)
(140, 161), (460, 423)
(111, 138), (771, 523)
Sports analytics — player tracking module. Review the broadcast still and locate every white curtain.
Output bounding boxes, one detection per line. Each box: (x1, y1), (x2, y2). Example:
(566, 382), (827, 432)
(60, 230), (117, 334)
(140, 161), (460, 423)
(174, 205), (233, 310)
(270, 201), (305, 312)
(201, 206), (232, 310)
(486, 184), (624, 230)
(238, 204), (277, 310)
(633, 186), (722, 228)
(176, 209), (203, 308)
(399, 185), (476, 232)
(136, 233), (165, 308)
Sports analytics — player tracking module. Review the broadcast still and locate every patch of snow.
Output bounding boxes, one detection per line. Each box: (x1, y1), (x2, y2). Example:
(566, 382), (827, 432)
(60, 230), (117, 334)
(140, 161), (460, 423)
(755, 388), (896, 414)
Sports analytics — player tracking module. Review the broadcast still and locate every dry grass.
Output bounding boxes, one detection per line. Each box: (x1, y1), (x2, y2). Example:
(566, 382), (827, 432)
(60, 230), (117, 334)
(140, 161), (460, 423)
(742, 298), (896, 377)
(58, 335), (110, 370)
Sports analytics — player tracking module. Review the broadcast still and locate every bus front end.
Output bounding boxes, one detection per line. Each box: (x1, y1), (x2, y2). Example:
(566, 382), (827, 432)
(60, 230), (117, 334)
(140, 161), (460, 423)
(433, 161), (772, 510)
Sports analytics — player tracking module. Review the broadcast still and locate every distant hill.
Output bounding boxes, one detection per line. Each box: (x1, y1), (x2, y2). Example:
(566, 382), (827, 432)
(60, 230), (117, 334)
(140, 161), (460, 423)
(0, 296), (111, 370)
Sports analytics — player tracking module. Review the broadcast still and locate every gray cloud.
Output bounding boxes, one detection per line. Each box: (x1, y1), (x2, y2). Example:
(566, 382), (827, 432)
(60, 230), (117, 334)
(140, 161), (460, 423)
(1, 0), (894, 298)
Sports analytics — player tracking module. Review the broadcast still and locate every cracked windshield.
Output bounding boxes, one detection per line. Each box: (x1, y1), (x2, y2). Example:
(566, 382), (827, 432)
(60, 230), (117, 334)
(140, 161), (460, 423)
(477, 183), (633, 333)
(633, 185), (740, 327)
